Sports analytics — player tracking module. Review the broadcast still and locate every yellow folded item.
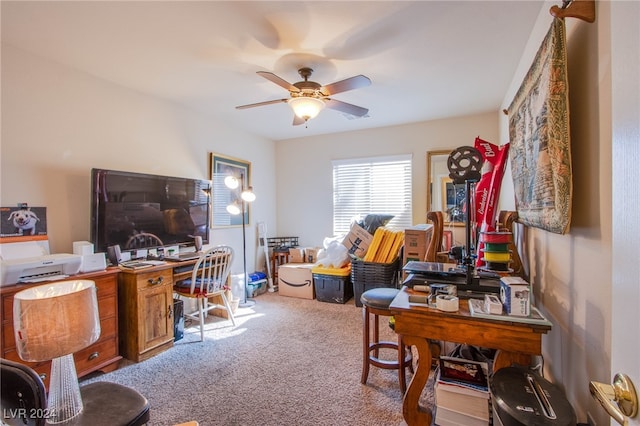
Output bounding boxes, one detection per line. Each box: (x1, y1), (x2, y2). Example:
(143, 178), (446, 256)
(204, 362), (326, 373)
(311, 264), (352, 276)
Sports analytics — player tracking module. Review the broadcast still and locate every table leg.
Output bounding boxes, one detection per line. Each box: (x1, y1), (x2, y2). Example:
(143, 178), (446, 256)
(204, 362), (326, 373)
(401, 335), (433, 426)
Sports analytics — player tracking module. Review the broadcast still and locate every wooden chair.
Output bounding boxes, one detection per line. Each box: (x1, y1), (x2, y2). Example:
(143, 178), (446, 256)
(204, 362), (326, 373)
(497, 210), (524, 276)
(173, 246), (235, 341)
(125, 232), (164, 249)
(425, 211), (450, 263)
(0, 358), (150, 426)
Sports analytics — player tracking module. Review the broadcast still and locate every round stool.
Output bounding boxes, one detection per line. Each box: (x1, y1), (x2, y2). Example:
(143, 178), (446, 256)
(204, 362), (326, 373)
(360, 287), (413, 393)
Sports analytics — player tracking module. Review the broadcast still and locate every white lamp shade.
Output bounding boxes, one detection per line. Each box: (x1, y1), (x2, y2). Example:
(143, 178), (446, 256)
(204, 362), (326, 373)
(13, 280), (100, 362)
(224, 175), (240, 189)
(226, 202), (242, 215)
(241, 188), (256, 202)
(288, 97), (325, 121)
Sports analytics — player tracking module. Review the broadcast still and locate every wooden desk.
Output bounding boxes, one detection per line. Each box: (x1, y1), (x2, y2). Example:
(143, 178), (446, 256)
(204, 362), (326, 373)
(118, 259), (198, 362)
(389, 286), (551, 426)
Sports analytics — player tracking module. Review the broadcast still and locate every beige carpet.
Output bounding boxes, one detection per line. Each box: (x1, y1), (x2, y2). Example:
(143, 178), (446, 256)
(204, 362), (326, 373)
(82, 291), (434, 426)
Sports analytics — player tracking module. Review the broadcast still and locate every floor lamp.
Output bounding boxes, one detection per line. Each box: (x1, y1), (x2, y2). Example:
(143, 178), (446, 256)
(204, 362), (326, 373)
(225, 174), (256, 308)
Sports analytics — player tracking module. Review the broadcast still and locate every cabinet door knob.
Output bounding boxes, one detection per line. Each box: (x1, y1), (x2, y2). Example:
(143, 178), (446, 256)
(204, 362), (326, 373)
(147, 276), (164, 285)
(88, 352), (100, 361)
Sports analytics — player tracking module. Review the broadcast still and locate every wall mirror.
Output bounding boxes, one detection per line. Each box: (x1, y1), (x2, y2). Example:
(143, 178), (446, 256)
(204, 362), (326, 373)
(426, 149), (465, 226)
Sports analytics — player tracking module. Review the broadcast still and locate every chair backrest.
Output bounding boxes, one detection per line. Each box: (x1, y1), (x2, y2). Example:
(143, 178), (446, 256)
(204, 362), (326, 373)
(125, 232), (164, 249)
(497, 210), (524, 276)
(1, 358), (47, 426)
(187, 246), (234, 295)
(425, 211), (444, 262)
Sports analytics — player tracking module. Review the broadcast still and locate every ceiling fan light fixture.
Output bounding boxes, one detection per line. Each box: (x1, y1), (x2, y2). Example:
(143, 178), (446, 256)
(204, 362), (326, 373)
(288, 97), (325, 121)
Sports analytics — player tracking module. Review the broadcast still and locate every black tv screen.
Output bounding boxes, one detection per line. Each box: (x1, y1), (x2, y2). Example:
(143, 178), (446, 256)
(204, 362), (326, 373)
(90, 168), (210, 254)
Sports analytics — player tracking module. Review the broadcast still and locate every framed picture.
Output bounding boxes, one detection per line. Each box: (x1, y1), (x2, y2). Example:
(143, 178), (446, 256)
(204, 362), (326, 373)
(440, 177), (465, 226)
(209, 153), (251, 227)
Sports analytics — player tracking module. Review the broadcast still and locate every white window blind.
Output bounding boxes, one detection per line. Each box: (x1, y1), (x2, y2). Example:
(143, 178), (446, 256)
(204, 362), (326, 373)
(332, 154), (412, 235)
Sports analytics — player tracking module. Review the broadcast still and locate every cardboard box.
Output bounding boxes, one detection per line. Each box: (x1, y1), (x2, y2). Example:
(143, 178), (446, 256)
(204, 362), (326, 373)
(403, 224), (433, 264)
(305, 247), (321, 263)
(278, 263), (315, 299)
(288, 247), (305, 263)
(500, 276), (530, 316)
(341, 223), (374, 259)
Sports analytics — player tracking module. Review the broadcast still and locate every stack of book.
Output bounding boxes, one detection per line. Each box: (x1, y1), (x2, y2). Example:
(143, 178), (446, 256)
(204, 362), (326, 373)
(434, 356), (491, 426)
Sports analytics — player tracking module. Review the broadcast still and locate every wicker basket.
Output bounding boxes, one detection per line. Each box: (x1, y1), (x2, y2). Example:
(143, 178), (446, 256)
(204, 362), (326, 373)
(351, 257), (400, 307)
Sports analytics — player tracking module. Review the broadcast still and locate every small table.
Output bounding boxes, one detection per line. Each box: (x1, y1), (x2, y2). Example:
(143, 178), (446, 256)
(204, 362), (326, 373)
(389, 286), (551, 426)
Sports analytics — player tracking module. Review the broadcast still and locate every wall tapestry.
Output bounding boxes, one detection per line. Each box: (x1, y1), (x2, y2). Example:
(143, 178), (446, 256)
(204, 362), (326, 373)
(507, 18), (572, 234)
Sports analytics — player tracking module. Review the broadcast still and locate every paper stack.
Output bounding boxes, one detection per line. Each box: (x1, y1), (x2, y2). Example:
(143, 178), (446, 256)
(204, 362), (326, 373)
(434, 356), (490, 426)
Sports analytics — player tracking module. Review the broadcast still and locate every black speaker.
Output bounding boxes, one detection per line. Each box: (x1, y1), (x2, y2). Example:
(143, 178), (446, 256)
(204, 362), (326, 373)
(107, 245), (121, 266)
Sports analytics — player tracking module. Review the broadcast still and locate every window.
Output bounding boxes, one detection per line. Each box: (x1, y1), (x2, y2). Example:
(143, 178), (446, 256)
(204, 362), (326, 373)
(332, 154), (412, 235)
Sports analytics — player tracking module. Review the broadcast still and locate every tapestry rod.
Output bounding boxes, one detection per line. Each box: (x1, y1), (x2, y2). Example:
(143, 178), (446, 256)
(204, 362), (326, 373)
(502, 0), (596, 116)
(550, 0), (596, 23)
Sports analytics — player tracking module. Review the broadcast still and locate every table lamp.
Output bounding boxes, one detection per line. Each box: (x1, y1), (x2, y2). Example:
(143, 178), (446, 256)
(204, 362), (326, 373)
(13, 280), (101, 424)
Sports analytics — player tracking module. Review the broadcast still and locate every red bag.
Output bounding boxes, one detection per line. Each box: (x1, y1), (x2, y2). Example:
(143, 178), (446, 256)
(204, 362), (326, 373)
(474, 137), (510, 266)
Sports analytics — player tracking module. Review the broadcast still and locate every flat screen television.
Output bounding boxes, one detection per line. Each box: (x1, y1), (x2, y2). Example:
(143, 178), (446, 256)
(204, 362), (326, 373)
(90, 168), (210, 254)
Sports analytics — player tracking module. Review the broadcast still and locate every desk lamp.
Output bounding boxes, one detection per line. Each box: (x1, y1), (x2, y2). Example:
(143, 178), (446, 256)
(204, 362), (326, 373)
(13, 280), (100, 424)
(225, 174), (256, 308)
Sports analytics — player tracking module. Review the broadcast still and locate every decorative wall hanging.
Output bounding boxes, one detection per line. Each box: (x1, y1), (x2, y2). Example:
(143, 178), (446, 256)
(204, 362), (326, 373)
(209, 153), (251, 227)
(507, 18), (572, 234)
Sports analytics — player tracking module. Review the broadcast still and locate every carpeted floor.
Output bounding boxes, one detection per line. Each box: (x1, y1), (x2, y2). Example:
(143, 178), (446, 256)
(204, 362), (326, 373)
(82, 291), (434, 426)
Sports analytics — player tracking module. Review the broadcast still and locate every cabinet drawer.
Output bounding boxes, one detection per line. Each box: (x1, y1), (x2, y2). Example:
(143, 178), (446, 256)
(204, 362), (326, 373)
(2, 348), (50, 385)
(98, 315), (117, 341)
(97, 292), (117, 319)
(3, 294), (14, 322)
(94, 274), (117, 297)
(2, 322), (15, 350)
(2, 315), (116, 357)
(74, 337), (118, 376)
(135, 269), (173, 290)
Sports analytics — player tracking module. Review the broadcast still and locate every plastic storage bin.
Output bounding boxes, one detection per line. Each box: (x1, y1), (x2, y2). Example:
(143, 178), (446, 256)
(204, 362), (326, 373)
(312, 264), (353, 304)
(351, 257), (400, 307)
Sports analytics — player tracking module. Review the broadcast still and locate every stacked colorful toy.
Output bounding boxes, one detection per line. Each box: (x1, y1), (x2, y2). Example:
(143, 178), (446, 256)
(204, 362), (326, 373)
(479, 231), (512, 272)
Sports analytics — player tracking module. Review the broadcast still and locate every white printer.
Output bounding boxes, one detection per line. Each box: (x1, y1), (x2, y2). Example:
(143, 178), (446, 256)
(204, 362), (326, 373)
(0, 241), (81, 286)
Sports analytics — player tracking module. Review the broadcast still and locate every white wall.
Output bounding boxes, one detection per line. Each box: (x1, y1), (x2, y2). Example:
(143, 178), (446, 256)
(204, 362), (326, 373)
(275, 113), (499, 247)
(499, 2), (612, 423)
(0, 45), (277, 283)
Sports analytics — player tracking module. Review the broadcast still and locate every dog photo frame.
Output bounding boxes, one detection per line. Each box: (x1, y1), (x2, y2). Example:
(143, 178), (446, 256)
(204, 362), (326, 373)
(1, 206), (48, 242)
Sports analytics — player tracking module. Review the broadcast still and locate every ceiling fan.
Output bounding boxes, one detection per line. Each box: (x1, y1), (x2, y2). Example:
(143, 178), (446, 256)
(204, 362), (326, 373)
(236, 67), (371, 126)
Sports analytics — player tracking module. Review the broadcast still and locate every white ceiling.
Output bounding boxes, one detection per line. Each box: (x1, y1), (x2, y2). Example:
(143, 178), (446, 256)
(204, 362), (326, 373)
(1, 1), (545, 141)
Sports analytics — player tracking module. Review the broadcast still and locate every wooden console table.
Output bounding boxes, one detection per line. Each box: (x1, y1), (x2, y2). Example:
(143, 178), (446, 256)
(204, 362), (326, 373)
(389, 286), (552, 426)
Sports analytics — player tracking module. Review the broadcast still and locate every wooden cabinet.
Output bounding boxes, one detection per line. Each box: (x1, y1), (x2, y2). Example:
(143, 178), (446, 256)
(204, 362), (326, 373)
(118, 267), (174, 362)
(0, 269), (122, 388)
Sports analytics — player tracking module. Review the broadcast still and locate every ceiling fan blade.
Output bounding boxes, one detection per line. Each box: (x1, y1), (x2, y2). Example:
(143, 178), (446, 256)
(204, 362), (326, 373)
(235, 99), (288, 110)
(292, 114), (305, 126)
(325, 99), (369, 117)
(321, 75), (371, 95)
(257, 71), (300, 92)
